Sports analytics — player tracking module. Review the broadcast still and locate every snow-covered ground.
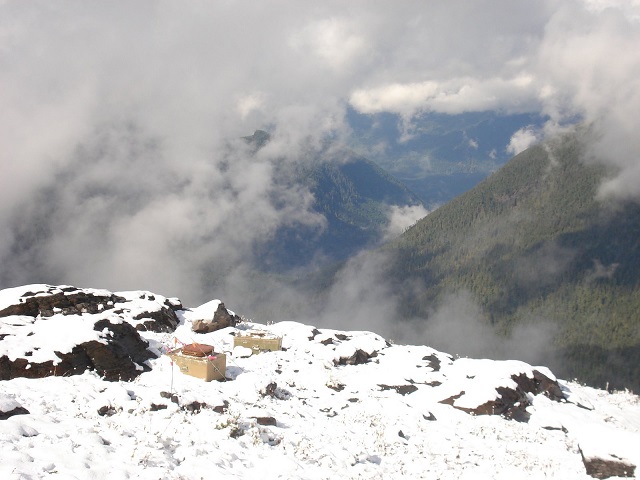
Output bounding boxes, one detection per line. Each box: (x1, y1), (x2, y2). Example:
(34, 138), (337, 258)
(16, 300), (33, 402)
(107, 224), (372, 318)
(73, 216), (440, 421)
(1, 286), (639, 479)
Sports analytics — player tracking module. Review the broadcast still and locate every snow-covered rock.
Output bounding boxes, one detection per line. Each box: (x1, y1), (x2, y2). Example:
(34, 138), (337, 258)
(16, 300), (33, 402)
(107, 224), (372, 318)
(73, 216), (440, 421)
(1, 285), (639, 479)
(0, 393), (29, 420)
(0, 285), (179, 381)
(188, 300), (239, 333)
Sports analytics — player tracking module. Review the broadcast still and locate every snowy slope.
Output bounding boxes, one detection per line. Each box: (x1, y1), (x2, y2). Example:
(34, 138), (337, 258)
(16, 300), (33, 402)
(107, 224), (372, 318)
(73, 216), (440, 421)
(1, 286), (639, 479)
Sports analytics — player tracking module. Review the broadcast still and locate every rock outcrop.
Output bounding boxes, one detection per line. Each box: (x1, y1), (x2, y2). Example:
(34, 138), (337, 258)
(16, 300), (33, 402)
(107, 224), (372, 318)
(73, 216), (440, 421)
(0, 319), (154, 381)
(437, 360), (566, 422)
(0, 394), (30, 420)
(0, 286), (126, 318)
(191, 302), (239, 333)
(581, 452), (636, 479)
(0, 285), (180, 381)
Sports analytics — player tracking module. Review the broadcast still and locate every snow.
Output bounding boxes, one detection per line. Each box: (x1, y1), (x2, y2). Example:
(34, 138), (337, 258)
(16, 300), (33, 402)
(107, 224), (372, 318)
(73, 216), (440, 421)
(1, 286), (640, 479)
(0, 313), (108, 363)
(0, 393), (22, 413)
(181, 298), (227, 322)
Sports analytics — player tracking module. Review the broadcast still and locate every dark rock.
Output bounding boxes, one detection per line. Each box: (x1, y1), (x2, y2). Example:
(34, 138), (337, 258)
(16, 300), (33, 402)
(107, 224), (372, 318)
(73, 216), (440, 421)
(0, 319), (156, 382)
(503, 404), (531, 423)
(532, 369), (565, 401)
(0, 285), (171, 381)
(134, 304), (179, 333)
(97, 405), (116, 417)
(327, 383), (345, 392)
(263, 382), (278, 397)
(439, 391), (465, 407)
(308, 328), (321, 341)
(320, 338), (334, 346)
(261, 382), (290, 400)
(438, 370), (565, 421)
(213, 401), (230, 414)
(337, 349), (373, 366)
(182, 401), (207, 413)
(379, 384), (419, 396)
(0, 405), (30, 420)
(335, 334), (350, 341)
(0, 287), (126, 319)
(86, 319), (156, 381)
(423, 412), (437, 421)
(150, 403), (167, 411)
(192, 302), (239, 333)
(581, 452), (635, 479)
(253, 416), (277, 426)
(422, 354), (442, 371)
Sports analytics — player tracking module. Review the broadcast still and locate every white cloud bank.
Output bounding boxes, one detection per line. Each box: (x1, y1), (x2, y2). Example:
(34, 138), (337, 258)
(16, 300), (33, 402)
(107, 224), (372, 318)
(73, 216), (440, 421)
(383, 205), (431, 241)
(1, 0), (640, 303)
(507, 127), (541, 156)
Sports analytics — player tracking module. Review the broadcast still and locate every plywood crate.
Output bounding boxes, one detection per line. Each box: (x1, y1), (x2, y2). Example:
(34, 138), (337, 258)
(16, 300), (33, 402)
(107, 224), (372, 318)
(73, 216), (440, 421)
(167, 349), (226, 381)
(233, 332), (282, 353)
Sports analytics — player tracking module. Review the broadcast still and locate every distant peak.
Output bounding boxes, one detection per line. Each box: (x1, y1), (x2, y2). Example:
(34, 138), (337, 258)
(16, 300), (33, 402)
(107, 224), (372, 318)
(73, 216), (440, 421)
(242, 130), (271, 150)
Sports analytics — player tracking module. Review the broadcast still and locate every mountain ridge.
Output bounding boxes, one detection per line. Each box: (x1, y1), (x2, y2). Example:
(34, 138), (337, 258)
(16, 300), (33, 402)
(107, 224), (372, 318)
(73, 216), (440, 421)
(245, 131), (424, 271)
(384, 129), (640, 391)
(1, 283), (639, 478)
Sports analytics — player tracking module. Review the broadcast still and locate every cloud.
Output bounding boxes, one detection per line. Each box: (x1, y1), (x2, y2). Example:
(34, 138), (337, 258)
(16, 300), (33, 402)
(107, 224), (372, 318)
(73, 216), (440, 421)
(415, 292), (559, 366)
(350, 75), (540, 117)
(507, 126), (540, 155)
(237, 93), (266, 120)
(290, 17), (369, 72)
(382, 205), (431, 241)
(1, 0), (640, 311)
(533, 2), (640, 198)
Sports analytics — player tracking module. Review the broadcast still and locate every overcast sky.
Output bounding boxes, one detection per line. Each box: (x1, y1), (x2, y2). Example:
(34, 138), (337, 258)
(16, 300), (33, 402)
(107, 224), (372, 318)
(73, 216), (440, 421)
(1, 0), (639, 306)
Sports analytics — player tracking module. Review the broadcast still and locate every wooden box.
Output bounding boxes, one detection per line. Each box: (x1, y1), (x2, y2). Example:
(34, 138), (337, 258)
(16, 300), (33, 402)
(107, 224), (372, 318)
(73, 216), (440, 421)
(167, 348), (226, 381)
(233, 332), (282, 353)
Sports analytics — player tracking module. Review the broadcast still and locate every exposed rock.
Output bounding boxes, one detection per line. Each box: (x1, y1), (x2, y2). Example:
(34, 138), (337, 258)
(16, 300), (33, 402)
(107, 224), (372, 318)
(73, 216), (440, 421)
(581, 453), (636, 479)
(422, 354), (443, 371)
(337, 349), (375, 366)
(0, 285), (180, 381)
(379, 384), (419, 396)
(192, 302), (239, 333)
(0, 395), (30, 420)
(160, 391), (180, 404)
(308, 328), (321, 341)
(1, 319), (156, 382)
(0, 287), (125, 318)
(261, 382), (290, 400)
(134, 305), (179, 333)
(182, 401), (207, 413)
(97, 405), (117, 417)
(438, 369), (565, 421)
(253, 416), (277, 426)
(0, 405), (30, 420)
(327, 383), (345, 392)
(213, 400), (230, 414)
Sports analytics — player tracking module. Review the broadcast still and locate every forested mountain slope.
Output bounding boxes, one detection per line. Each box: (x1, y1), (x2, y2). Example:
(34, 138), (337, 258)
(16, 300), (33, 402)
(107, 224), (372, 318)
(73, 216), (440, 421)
(387, 130), (640, 391)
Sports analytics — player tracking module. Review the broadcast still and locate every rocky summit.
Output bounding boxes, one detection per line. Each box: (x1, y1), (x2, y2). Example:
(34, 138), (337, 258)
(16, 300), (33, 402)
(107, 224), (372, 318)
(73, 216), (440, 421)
(1, 285), (639, 479)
